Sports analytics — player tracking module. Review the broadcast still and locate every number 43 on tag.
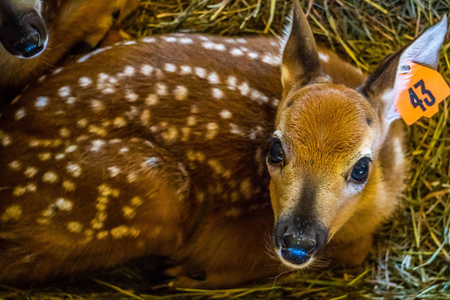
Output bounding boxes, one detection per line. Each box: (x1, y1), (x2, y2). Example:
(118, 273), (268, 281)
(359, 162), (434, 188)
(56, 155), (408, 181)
(395, 62), (450, 125)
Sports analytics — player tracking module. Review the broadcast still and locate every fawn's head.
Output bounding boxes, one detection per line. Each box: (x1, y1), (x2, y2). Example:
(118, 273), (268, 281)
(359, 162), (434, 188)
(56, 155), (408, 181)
(269, 1), (448, 268)
(0, 0), (47, 58)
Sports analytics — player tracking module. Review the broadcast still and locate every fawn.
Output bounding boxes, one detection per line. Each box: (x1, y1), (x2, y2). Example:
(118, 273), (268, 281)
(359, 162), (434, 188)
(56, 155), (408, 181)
(0, 0), (140, 107)
(0, 1), (447, 288)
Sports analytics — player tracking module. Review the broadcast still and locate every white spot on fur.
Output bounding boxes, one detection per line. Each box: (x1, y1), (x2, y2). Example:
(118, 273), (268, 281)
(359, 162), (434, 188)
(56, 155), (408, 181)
(161, 127), (178, 143)
(220, 109), (232, 119)
(191, 105), (199, 114)
(202, 42), (226, 51)
(230, 48), (244, 56)
(24, 167), (38, 178)
(180, 65), (192, 75)
(108, 166), (121, 178)
(38, 153), (51, 161)
(164, 63), (177, 72)
(248, 52), (259, 59)
(42, 171), (58, 183)
(227, 76), (237, 90)
(319, 52), (329, 62)
(60, 128), (70, 138)
(114, 117), (128, 128)
(187, 116), (197, 126)
(35, 96), (49, 108)
(67, 163), (82, 177)
(230, 123), (245, 136)
(142, 37), (156, 43)
(55, 153), (65, 160)
(250, 89), (268, 103)
(206, 123), (219, 139)
(208, 72), (220, 84)
(15, 108), (25, 120)
(91, 100), (105, 111)
(13, 186), (26, 197)
(174, 85), (188, 101)
(144, 157), (160, 167)
(91, 140), (105, 152)
(67, 221), (83, 233)
(195, 67), (206, 78)
(127, 173), (138, 183)
(262, 53), (281, 66)
(141, 64), (153, 76)
(146, 94), (159, 106)
(212, 88), (224, 99)
(163, 36), (177, 42)
(58, 86), (71, 98)
(238, 82), (250, 96)
(56, 198), (73, 211)
(140, 110), (150, 126)
(124, 66), (135, 76)
(65, 145), (78, 153)
(79, 77), (91, 88)
(1, 205), (22, 222)
(126, 90), (139, 102)
(155, 82), (168, 96)
(26, 183), (36, 193)
(62, 180), (76, 192)
(1, 133), (11, 146)
(8, 160), (21, 170)
(179, 37), (193, 44)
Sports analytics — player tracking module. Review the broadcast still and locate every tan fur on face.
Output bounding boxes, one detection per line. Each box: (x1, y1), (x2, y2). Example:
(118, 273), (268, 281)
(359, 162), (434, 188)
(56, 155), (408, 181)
(279, 84), (374, 169)
(270, 83), (383, 235)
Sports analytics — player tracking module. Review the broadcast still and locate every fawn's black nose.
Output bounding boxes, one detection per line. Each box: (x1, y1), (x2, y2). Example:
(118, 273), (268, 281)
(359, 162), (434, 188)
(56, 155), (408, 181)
(0, 9), (48, 58)
(12, 27), (43, 57)
(281, 234), (316, 264)
(274, 216), (328, 266)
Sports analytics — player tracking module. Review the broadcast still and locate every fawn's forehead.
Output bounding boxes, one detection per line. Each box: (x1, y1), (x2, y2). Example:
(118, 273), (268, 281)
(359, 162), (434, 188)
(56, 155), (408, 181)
(277, 84), (375, 168)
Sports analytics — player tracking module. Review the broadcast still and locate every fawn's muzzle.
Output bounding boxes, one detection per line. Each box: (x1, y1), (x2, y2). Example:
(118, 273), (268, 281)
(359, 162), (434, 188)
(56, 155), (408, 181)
(274, 216), (328, 266)
(0, 9), (47, 58)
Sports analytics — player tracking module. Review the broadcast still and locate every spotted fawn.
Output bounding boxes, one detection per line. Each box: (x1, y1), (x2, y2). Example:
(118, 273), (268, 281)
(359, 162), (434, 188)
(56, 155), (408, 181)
(0, 0), (140, 106)
(0, 1), (447, 288)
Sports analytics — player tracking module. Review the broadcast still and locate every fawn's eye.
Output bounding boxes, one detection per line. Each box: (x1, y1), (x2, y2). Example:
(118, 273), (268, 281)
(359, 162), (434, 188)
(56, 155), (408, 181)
(268, 138), (283, 165)
(350, 157), (371, 182)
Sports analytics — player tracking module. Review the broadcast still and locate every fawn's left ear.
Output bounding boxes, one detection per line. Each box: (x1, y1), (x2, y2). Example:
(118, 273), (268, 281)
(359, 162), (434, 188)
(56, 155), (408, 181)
(280, 0), (328, 98)
(359, 15), (448, 124)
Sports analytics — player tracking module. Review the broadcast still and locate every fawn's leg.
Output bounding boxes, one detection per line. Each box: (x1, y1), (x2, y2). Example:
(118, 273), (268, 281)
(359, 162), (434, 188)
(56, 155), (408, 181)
(167, 208), (282, 288)
(0, 137), (197, 285)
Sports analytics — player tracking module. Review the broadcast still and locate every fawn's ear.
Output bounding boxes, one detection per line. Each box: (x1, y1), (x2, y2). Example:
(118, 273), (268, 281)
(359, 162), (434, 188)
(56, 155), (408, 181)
(359, 15), (448, 124)
(281, 0), (327, 97)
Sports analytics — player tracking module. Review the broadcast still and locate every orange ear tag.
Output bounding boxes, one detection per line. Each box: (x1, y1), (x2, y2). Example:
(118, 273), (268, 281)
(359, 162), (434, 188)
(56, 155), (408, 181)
(395, 62), (450, 125)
